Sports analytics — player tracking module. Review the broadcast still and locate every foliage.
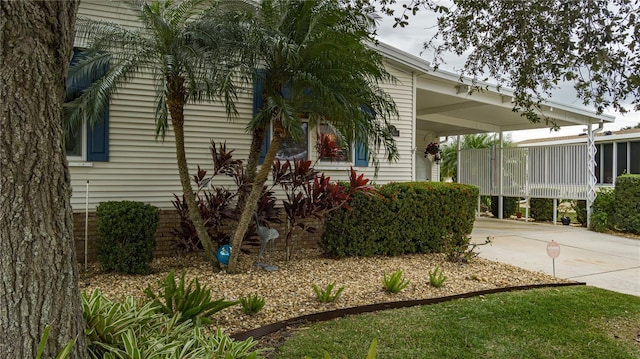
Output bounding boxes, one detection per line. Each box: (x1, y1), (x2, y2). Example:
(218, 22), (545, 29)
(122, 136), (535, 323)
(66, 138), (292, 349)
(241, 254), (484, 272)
(423, 141), (441, 162)
(322, 182), (478, 258)
(95, 200), (159, 274)
(172, 142), (281, 252)
(428, 267), (447, 288)
(613, 174), (640, 234)
(240, 294), (266, 315)
(384, 0), (640, 118)
(303, 339), (378, 359)
(614, 174), (640, 234)
(382, 270), (410, 293)
(439, 134), (506, 180)
(227, 0), (400, 272)
(312, 282), (346, 303)
(273, 159), (375, 259)
(490, 196), (519, 219)
(69, 0), (251, 263)
(279, 286), (640, 358)
(529, 198), (555, 222)
(444, 235), (492, 264)
(143, 271), (238, 325)
(82, 289), (262, 358)
(572, 200), (588, 227)
(36, 325), (75, 359)
(590, 188), (616, 232)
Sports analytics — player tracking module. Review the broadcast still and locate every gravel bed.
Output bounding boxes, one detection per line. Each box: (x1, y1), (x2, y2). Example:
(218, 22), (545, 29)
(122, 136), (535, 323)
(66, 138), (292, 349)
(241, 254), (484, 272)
(79, 249), (572, 336)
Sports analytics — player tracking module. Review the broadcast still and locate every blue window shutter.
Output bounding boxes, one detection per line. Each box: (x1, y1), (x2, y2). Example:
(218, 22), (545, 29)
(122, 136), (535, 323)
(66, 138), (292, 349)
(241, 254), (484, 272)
(67, 48), (110, 162)
(355, 140), (368, 167)
(86, 107), (109, 162)
(254, 69), (270, 164)
(86, 54), (110, 162)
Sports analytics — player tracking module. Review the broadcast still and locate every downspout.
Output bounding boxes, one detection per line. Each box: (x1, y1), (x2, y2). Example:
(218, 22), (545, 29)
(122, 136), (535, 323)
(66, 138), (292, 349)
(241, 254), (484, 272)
(498, 131), (504, 219)
(587, 122), (604, 228)
(436, 136), (448, 182)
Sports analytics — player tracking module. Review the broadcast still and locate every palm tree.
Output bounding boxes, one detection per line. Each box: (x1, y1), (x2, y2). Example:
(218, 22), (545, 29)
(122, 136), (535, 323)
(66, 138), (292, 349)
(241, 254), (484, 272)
(67, 0), (251, 263)
(440, 133), (509, 181)
(226, 0), (400, 272)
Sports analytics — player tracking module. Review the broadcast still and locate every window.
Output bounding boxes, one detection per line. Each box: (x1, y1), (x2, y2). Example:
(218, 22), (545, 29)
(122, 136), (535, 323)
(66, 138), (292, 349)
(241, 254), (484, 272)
(252, 69), (367, 167)
(594, 140), (640, 185)
(617, 142), (628, 176)
(318, 124), (350, 162)
(276, 122), (309, 161)
(258, 121), (368, 167)
(631, 141), (640, 174)
(65, 47), (109, 162)
(601, 143), (613, 184)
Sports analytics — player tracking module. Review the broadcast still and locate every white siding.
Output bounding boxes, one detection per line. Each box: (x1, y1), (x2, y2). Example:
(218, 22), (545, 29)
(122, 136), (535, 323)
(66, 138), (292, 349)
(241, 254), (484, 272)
(70, 1), (417, 211)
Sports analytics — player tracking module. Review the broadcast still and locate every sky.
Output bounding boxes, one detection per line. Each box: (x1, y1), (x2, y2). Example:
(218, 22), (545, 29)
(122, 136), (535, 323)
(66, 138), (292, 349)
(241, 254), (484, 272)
(374, 2), (640, 142)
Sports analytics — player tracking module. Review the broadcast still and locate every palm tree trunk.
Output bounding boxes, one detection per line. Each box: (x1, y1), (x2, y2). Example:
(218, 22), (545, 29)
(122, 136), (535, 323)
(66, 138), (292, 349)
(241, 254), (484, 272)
(234, 126), (265, 214)
(227, 121), (284, 273)
(166, 85), (217, 267)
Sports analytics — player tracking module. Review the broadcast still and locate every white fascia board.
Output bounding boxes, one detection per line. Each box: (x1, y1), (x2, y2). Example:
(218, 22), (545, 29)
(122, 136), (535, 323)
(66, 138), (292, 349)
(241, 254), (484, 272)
(373, 41), (615, 125)
(519, 132), (640, 147)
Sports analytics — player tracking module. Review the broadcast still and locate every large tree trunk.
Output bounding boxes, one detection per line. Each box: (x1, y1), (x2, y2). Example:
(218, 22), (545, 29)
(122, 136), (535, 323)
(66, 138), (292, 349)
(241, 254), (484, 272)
(227, 119), (285, 273)
(166, 78), (218, 268)
(0, 1), (88, 358)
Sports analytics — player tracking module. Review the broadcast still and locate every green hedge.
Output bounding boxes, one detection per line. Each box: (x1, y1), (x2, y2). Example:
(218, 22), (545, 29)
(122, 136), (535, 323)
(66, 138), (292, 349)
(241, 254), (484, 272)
(490, 196), (518, 218)
(530, 198), (554, 221)
(321, 182), (478, 258)
(614, 174), (640, 234)
(589, 188), (615, 232)
(573, 200), (587, 227)
(96, 201), (159, 274)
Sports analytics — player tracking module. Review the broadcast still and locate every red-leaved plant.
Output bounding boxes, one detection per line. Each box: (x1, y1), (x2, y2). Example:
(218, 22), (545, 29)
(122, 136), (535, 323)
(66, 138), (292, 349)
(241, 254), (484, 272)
(273, 158), (374, 260)
(171, 141), (281, 253)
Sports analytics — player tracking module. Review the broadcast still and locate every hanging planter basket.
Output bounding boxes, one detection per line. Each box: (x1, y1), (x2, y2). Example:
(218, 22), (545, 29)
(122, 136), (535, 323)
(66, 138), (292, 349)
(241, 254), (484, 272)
(424, 142), (441, 164)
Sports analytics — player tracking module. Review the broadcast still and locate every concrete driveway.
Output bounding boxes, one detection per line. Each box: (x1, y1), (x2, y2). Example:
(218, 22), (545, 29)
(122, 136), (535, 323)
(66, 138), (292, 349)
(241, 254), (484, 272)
(471, 217), (640, 296)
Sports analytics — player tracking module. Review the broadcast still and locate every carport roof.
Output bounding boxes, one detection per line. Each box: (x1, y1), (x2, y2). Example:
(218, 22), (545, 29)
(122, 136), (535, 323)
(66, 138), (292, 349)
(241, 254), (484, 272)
(375, 41), (615, 137)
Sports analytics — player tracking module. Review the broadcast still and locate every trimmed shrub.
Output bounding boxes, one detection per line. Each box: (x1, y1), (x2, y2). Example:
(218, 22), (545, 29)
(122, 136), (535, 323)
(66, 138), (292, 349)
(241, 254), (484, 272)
(321, 182), (478, 258)
(572, 200), (587, 227)
(96, 201), (159, 274)
(589, 188), (615, 232)
(614, 174), (640, 234)
(529, 198), (554, 221)
(490, 196), (518, 218)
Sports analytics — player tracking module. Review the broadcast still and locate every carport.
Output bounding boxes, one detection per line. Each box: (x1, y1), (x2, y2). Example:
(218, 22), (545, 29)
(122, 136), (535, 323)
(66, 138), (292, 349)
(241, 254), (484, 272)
(376, 42), (615, 225)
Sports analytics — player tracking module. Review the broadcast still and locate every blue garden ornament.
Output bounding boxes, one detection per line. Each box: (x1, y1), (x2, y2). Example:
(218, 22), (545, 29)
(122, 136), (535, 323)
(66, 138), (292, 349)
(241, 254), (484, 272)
(216, 244), (231, 265)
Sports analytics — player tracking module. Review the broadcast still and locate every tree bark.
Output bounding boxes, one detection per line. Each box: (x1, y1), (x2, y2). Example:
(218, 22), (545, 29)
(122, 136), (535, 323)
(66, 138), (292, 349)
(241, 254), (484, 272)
(234, 126), (266, 215)
(227, 119), (285, 273)
(0, 1), (88, 358)
(166, 78), (218, 268)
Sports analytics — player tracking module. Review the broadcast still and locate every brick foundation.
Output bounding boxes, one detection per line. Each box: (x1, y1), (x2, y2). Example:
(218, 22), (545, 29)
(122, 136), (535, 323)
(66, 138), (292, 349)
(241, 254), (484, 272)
(72, 209), (323, 262)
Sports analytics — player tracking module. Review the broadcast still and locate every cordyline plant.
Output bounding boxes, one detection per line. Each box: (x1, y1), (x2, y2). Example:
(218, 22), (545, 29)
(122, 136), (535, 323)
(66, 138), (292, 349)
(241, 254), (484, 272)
(171, 141), (281, 253)
(272, 158), (376, 261)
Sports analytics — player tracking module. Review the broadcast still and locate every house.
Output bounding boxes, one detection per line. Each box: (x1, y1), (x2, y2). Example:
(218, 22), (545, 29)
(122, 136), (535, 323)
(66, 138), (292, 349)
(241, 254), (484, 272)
(69, 1), (613, 258)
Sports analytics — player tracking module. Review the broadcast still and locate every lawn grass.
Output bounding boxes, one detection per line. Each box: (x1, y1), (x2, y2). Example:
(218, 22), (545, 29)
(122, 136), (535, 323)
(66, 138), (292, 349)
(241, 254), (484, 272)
(277, 286), (640, 358)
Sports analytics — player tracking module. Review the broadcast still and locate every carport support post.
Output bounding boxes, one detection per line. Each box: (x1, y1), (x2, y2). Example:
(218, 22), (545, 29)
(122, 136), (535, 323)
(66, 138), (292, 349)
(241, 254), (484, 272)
(498, 131), (504, 219)
(456, 135), (461, 183)
(586, 122), (602, 229)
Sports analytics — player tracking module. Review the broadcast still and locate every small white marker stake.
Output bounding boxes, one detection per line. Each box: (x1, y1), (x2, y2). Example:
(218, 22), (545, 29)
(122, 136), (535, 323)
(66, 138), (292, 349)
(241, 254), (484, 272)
(546, 240), (561, 277)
